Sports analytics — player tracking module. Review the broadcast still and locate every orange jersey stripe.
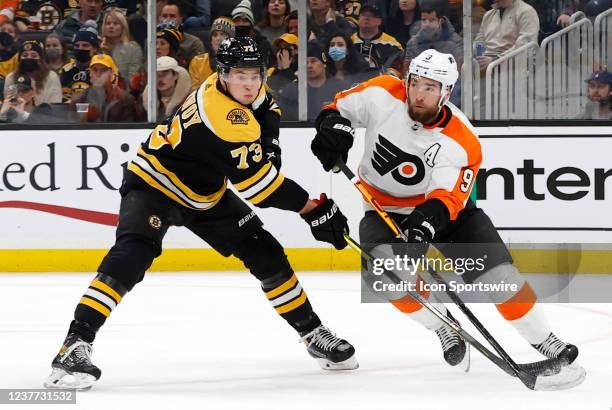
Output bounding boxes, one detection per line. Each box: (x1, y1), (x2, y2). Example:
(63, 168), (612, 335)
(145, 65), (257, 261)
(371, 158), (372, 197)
(429, 115), (482, 220)
(323, 75), (406, 113)
(360, 176), (426, 208)
(495, 282), (537, 321)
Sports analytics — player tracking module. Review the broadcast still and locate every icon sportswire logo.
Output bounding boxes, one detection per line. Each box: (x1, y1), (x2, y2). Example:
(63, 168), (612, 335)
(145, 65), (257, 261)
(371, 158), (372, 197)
(371, 135), (425, 185)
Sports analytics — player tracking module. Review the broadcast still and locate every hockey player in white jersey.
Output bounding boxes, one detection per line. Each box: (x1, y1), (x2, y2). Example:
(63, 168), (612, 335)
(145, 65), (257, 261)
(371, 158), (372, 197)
(310, 49), (583, 381)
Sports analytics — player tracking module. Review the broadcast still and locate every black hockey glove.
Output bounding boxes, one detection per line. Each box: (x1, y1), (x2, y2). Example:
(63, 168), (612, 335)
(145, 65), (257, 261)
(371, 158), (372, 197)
(398, 199), (450, 244)
(311, 111), (354, 172)
(263, 137), (282, 169)
(301, 194), (349, 250)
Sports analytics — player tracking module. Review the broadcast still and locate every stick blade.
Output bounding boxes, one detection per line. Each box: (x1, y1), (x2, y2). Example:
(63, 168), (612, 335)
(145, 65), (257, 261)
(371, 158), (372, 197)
(533, 362), (586, 391)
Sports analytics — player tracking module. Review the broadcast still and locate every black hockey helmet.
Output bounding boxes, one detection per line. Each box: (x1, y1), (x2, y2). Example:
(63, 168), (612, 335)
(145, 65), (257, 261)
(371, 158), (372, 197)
(217, 36), (266, 80)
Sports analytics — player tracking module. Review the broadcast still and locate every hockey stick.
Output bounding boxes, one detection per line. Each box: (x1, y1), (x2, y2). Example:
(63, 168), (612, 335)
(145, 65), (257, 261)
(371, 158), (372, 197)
(336, 160), (565, 389)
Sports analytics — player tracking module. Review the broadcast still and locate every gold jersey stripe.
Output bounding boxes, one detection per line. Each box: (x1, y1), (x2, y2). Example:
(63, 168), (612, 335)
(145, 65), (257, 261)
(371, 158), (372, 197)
(249, 173), (285, 205)
(137, 147), (225, 204)
(91, 279), (123, 304)
(79, 296), (111, 317)
(265, 274), (298, 299)
(233, 162), (273, 191)
(275, 291), (308, 314)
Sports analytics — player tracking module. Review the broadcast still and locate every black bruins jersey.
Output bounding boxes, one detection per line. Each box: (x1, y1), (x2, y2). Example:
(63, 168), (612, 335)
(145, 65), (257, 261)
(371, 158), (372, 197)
(59, 58), (90, 102)
(127, 72), (309, 212)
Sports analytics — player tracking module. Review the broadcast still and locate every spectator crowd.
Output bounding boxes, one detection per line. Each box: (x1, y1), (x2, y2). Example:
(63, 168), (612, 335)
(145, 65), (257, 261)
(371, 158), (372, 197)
(0, 0), (608, 123)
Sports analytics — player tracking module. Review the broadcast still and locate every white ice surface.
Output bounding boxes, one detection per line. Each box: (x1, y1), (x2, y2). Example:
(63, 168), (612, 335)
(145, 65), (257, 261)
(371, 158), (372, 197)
(0, 271), (610, 410)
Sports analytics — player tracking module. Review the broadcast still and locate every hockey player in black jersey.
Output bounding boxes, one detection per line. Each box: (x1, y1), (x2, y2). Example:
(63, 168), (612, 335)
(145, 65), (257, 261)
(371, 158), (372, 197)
(44, 36), (358, 390)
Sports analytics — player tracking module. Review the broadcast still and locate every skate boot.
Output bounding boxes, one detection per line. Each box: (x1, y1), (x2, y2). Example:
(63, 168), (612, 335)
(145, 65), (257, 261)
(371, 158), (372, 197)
(44, 333), (101, 390)
(434, 311), (469, 371)
(532, 332), (579, 365)
(301, 325), (358, 370)
(530, 332), (585, 390)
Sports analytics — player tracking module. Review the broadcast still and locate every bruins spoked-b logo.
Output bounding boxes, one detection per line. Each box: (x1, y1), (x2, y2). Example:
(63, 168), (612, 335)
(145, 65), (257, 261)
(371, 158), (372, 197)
(148, 215), (162, 230)
(227, 109), (249, 125)
(372, 135), (425, 185)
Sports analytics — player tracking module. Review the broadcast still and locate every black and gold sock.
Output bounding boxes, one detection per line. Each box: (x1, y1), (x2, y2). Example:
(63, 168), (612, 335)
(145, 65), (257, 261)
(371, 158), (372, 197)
(70, 273), (128, 342)
(262, 271), (321, 334)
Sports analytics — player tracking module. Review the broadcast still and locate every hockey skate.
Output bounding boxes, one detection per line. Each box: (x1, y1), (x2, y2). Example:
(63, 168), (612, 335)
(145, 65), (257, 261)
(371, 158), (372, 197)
(44, 333), (101, 391)
(301, 325), (358, 370)
(434, 311), (470, 372)
(530, 332), (585, 390)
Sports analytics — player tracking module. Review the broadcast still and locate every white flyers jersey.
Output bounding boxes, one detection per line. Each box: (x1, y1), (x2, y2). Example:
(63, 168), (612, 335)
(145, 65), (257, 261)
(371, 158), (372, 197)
(324, 75), (482, 219)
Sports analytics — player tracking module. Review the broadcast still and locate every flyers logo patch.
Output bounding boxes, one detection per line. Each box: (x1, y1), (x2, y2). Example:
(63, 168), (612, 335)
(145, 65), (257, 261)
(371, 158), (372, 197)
(371, 134), (425, 186)
(227, 109), (249, 125)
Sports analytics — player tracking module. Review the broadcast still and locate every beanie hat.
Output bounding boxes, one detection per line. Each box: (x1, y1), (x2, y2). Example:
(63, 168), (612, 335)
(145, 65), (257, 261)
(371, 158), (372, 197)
(73, 20), (99, 47)
(156, 22), (183, 53)
(19, 40), (44, 57)
(232, 0), (255, 26)
(211, 16), (235, 37)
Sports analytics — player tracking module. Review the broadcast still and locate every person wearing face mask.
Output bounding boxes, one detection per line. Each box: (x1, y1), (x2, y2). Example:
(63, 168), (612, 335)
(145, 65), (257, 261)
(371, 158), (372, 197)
(70, 53), (140, 122)
(4, 40), (62, 105)
(403, 1), (463, 77)
(59, 20), (99, 102)
(324, 31), (371, 83)
(44, 33), (70, 73)
(189, 16), (234, 90)
(0, 21), (19, 92)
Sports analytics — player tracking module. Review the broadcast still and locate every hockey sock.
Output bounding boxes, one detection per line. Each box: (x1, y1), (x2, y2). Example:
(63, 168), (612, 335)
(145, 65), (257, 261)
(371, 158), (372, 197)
(390, 276), (447, 331)
(71, 273), (128, 342)
(262, 271), (321, 335)
(473, 263), (552, 345)
(495, 282), (552, 345)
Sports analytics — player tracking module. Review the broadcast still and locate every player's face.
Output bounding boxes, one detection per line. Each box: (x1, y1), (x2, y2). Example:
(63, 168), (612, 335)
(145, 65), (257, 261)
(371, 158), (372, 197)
(407, 75), (444, 123)
(104, 14), (122, 39)
(156, 38), (170, 57)
(225, 68), (262, 105)
(587, 80), (611, 103)
(211, 31), (229, 52)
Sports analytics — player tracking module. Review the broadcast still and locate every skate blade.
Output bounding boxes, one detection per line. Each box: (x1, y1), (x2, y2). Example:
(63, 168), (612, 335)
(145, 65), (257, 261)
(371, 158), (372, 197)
(44, 368), (96, 391)
(533, 362), (586, 391)
(316, 355), (359, 371)
(457, 343), (470, 373)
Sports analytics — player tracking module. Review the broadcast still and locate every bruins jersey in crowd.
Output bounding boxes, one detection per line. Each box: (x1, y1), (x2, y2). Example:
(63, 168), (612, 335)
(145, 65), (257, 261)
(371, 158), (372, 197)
(59, 58), (90, 102)
(127, 72), (309, 213)
(351, 31), (403, 71)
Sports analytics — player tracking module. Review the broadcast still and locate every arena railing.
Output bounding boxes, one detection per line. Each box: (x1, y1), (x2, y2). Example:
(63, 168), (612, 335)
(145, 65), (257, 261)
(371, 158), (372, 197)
(536, 16), (593, 119)
(484, 42), (539, 120)
(594, 7), (612, 72)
